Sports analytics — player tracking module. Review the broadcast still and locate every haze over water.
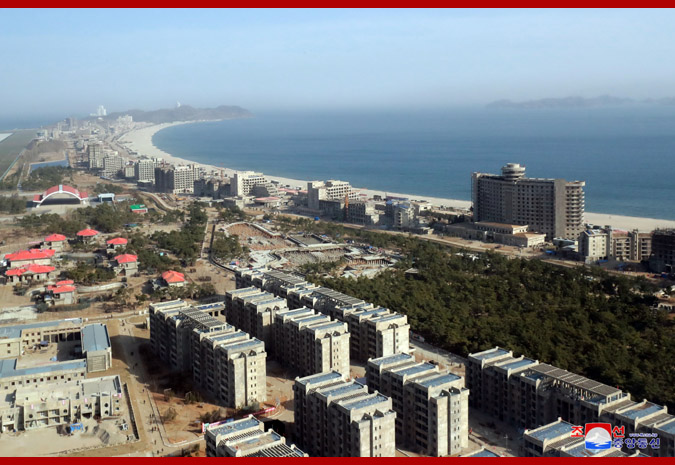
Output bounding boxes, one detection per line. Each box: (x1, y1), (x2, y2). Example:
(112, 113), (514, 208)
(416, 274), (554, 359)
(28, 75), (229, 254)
(153, 106), (675, 221)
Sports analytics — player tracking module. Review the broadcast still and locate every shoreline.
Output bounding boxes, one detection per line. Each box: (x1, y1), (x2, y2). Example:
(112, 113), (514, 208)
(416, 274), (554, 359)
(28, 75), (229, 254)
(118, 122), (675, 232)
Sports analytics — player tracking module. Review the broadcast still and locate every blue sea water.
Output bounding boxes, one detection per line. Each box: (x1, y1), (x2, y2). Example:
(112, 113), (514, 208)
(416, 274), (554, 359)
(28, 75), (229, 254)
(152, 107), (675, 221)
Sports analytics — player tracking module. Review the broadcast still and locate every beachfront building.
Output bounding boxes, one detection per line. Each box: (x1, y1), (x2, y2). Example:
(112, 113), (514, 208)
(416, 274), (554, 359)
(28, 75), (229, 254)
(154, 164), (195, 194)
(442, 221), (547, 248)
(135, 159), (155, 184)
(649, 229), (675, 273)
(307, 180), (359, 211)
(232, 171), (268, 197)
(102, 153), (124, 178)
(293, 371), (397, 457)
(579, 226), (654, 264)
(205, 416), (307, 457)
(472, 163), (585, 240)
(149, 300), (267, 408)
(366, 353), (470, 456)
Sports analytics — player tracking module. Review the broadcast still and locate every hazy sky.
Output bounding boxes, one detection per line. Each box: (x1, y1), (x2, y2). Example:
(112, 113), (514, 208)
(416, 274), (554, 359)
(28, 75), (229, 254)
(2, 8), (674, 118)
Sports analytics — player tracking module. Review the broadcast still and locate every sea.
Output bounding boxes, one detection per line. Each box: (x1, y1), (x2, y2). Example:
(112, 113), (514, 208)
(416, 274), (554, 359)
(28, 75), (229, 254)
(149, 106), (675, 221)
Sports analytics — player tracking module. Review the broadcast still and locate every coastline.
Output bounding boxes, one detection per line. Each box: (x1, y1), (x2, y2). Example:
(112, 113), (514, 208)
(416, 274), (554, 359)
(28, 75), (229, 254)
(118, 122), (675, 233)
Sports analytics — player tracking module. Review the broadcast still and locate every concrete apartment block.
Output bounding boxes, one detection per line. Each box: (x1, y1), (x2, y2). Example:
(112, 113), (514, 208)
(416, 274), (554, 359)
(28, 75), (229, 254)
(274, 308), (350, 377)
(236, 269), (410, 362)
(224, 287), (288, 347)
(367, 353), (469, 456)
(150, 300), (267, 408)
(293, 371), (397, 457)
(205, 416), (307, 457)
(466, 346), (651, 436)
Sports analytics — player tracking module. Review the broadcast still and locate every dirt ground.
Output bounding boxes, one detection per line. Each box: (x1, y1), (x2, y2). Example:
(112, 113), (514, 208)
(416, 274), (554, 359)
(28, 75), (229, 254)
(223, 223), (293, 251)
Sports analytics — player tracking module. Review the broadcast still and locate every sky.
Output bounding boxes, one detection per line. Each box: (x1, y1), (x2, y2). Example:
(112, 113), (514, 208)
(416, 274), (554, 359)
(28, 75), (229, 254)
(1, 8), (675, 118)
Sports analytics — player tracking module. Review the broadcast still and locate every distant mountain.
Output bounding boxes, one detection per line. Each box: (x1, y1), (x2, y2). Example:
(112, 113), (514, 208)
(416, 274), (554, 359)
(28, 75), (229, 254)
(486, 95), (633, 109)
(97, 104), (252, 123)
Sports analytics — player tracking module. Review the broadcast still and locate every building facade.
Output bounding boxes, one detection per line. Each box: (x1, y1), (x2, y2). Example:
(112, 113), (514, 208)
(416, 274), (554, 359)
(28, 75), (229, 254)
(472, 163), (585, 240)
(293, 371), (397, 457)
(367, 353), (469, 456)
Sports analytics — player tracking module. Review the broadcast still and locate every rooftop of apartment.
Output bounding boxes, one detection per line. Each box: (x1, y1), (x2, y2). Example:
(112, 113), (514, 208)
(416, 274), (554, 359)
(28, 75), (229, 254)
(525, 420), (573, 442)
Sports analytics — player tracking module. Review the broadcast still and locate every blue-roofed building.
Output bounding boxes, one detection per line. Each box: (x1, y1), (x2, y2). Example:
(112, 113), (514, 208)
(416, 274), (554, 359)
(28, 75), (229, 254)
(366, 353), (469, 456)
(205, 416), (307, 457)
(81, 323), (112, 372)
(522, 419), (577, 457)
(0, 357), (87, 391)
(293, 372), (396, 457)
(0, 318), (82, 359)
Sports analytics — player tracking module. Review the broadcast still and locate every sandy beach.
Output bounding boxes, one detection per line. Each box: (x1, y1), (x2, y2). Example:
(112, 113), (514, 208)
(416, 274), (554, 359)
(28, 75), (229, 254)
(118, 122), (675, 232)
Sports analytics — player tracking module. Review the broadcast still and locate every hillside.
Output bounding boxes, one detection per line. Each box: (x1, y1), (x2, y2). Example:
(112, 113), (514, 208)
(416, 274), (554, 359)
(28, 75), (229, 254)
(97, 104), (252, 124)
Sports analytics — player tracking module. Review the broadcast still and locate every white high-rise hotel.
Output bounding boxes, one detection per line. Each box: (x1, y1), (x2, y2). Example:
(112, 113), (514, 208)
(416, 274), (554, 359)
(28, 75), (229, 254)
(472, 163), (585, 240)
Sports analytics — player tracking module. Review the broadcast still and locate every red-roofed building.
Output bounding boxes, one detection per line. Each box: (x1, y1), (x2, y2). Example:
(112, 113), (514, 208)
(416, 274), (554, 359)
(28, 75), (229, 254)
(56, 279), (74, 286)
(44, 283), (77, 305)
(76, 228), (99, 243)
(161, 270), (186, 288)
(106, 237), (128, 252)
(43, 233), (68, 252)
(112, 254), (138, 275)
(4, 248), (56, 268)
(4, 264), (56, 283)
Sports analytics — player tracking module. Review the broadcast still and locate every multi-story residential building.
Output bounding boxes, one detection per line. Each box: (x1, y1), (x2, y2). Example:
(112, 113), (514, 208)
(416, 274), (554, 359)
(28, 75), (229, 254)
(293, 371), (397, 457)
(307, 180), (358, 211)
(154, 165), (195, 194)
(467, 347), (631, 431)
(135, 159), (155, 184)
(367, 353), (469, 456)
(273, 307), (350, 377)
(225, 288), (288, 347)
(235, 269), (410, 362)
(649, 229), (675, 273)
(0, 375), (124, 433)
(205, 416), (307, 457)
(232, 171), (268, 197)
(346, 201), (381, 226)
(472, 163), (585, 240)
(194, 328), (267, 408)
(580, 227), (655, 263)
(149, 300), (266, 408)
(102, 153), (124, 178)
(87, 142), (104, 169)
